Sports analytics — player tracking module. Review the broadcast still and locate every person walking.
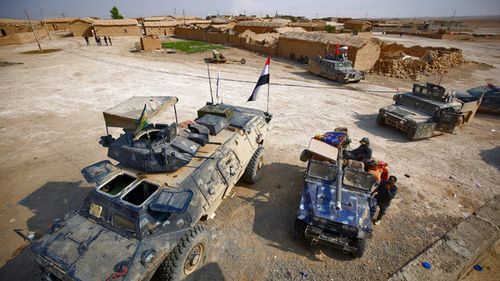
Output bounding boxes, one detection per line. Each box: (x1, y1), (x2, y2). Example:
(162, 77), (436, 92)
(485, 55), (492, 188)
(107, 36), (112, 46)
(370, 176), (398, 225)
(104, 36), (108, 46)
(84, 36), (90, 46)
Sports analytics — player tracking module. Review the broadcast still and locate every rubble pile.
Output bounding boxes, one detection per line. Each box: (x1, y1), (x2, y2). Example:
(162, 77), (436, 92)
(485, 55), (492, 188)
(372, 43), (463, 79)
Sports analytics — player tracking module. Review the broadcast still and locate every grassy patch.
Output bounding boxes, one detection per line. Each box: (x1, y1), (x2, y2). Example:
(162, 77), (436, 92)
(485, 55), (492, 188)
(161, 40), (225, 54)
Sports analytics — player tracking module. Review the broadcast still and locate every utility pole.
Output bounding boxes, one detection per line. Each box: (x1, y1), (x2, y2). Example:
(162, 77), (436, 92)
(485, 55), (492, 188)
(25, 8), (42, 52)
(174, 8), (177, 16)
(183, 9), (185, 25)
(61, 12), (65, 18)
(40, 9), (51, 40)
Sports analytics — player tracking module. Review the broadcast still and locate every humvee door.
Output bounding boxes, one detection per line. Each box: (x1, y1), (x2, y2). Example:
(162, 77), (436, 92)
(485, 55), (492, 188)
(437, 111), (462, 133)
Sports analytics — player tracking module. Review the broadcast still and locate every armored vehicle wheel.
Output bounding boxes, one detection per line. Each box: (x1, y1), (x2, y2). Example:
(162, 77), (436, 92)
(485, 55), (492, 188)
(242, 146), (265, 184)
(240, 58), (246, 64)
(158, 225), (210, 280)
(294, 219), (306, 239)
(376, 113), (384, 126)
(352, 238), (367, 258)
(407, 128), (417, 141)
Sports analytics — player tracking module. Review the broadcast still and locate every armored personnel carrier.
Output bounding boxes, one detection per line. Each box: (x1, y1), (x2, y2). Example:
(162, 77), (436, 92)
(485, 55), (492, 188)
(27, 96), (272, 281)
(307, 55), (365, 83)
(295, 130), (376, 257)
(377, 83), (481, 140)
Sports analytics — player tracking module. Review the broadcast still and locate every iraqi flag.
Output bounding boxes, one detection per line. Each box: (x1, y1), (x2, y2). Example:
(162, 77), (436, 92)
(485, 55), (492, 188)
(247, 57), (270, 101)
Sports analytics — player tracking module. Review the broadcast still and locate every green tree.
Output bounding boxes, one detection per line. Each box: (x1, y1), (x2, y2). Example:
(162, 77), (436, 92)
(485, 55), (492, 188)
(110, 6), (124, 19)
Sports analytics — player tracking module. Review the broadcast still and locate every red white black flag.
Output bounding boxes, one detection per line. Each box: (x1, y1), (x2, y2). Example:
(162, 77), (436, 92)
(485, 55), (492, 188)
(247, 57), (270, 102)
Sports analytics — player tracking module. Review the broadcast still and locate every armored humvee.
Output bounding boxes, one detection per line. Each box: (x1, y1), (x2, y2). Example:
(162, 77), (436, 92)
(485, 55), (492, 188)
(377, 83), (481, 140)
(27, 96), (272, 281)
(295, 131), (376, 257)
(307, 56), (365, 83)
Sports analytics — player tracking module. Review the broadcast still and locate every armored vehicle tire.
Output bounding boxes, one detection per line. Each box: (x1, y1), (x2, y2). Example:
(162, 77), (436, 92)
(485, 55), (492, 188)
(240, 58), (246, 64)
(294, 219), (306, 239)
(352, 238), (367, 258)
(376, 113), (384, 126)
(407, 128), (417, 141)
(337, 75), (346, 84)
(158, 225), (210, 281)
(242, 146), (264, 184)
(299, 149), (311, 162)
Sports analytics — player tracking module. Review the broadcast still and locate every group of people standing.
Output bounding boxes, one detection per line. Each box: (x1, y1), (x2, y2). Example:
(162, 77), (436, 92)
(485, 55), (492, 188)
(345, 137), (398, 226)
(84, 35), (112, 46)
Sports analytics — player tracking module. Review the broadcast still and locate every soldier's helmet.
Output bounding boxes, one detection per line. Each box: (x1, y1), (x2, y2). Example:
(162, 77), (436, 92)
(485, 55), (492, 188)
(360, 137), (370, 145)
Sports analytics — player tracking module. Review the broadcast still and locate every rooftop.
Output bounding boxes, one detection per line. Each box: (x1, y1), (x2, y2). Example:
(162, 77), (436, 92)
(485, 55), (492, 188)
(92, 19), (138, 26)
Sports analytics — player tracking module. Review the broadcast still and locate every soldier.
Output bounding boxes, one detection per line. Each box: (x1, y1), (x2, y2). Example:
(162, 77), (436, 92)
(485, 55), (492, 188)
(104, 36), (108, 46)
(107, 36), (112, 46)
(84, 36), (90, 46)
(370, 176), (398, 225)
(346, 137), (372, 164)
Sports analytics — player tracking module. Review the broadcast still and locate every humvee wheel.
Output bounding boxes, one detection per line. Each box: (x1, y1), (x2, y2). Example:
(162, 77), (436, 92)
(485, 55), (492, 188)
(407, 128), (417, 141)
(242, 146), (265, 184)
(376, 113), (384, 126)
(158, 225), (209, 280)
(352, 238), (367, 258)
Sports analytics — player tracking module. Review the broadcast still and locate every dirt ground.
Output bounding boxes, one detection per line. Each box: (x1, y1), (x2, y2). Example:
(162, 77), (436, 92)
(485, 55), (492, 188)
(0, 35), (499, 281)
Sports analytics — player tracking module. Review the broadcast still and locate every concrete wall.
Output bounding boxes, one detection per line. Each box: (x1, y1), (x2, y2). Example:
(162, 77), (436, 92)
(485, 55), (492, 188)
(0, 21), (43, 35)
(70, 21), (93, 37)
(93, 25), (141, 36)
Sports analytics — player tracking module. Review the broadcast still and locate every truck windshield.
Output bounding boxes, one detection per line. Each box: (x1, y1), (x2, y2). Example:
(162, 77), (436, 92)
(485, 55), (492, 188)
(307, 161), (336, 181)
(343, 168), (375, 192)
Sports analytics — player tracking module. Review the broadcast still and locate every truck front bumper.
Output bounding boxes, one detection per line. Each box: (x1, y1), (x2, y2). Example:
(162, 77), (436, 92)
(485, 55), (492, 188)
(34, 255), (75, 281)
(304, 225), (358, 253)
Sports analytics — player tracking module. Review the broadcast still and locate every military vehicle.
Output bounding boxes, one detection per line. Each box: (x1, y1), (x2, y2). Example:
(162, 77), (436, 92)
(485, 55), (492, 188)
(25, 96), (272, 281)
(307, 55), (365, 83)
(377, 83), (482, 140)
(295, 130), (376, 257)
(205, 49), (246, 64)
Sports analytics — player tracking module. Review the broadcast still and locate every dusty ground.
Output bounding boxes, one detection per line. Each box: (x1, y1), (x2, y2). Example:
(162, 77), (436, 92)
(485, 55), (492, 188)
(459, 238), (500, 281)
(0, 35), (498, 281)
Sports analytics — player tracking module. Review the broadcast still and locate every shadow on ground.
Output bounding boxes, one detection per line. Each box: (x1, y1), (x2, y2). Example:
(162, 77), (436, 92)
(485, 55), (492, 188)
(0, 181), (91, 281)
(479, 146), (500, 171)
(353, 113), (411, 143)
(236, 162), (358, 262)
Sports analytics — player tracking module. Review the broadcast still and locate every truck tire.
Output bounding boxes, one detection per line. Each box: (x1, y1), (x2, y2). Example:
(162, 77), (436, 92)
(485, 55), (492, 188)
(376, 113), (384, 126)
(352, 238), (367, 258)
(242, 146), (264, 184)
(240, 58), (246, 64)
(158, 225), (210, 281)
(294, 219), (306, 240)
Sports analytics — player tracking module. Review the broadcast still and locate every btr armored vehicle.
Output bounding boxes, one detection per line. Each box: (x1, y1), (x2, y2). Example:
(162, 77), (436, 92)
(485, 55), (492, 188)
(377, 83), (481, 140)
(307, 55), (365, 83)
(26, 96), (272, 281)
(295, 130), (376, 257)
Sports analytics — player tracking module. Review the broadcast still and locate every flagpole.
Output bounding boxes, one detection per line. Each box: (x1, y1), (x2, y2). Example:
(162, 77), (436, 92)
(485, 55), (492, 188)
(266, 59), (270, 113)
(206, 63), (214, 104)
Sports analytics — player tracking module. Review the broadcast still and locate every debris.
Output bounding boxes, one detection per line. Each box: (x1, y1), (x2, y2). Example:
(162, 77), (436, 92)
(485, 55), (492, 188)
(422, 261), (432, 269)
(476, 183), (481, 188)
(473, 264), (483, 271)
(299, 271), (309, 277)
(491, 129), (496, 132)
(9, 219), (15, 223)
(405, 174), (411, 178)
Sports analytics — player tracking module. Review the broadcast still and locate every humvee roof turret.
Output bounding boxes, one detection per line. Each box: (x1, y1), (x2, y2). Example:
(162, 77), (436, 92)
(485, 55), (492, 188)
(28, 96), (272, 281)
(377, 83), (481, 140)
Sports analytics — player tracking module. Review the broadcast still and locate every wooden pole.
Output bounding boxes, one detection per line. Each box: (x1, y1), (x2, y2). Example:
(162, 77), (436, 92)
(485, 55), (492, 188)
(25, 8), (42, 52)
(40, 9), (52, 40)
